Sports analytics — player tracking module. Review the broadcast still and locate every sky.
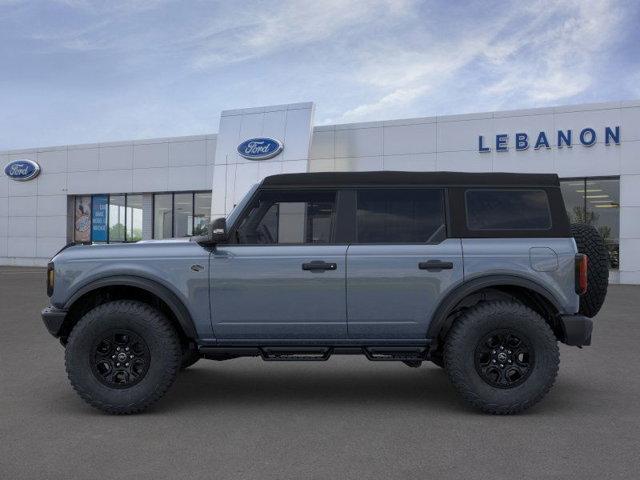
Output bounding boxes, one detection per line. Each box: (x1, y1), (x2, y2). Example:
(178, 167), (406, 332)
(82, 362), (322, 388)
(1, 0), (639, 150)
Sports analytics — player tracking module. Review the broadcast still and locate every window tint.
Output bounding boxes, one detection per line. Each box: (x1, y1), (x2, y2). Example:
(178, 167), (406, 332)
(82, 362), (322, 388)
(465, 189), (551, 230)
(356, 189), (446, 243)
(236, 190), (336, 244)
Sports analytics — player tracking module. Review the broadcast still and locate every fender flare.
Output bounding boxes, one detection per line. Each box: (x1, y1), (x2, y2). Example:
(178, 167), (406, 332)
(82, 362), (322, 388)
(426, 274), (563, 340)
(63, 275), (197, 339)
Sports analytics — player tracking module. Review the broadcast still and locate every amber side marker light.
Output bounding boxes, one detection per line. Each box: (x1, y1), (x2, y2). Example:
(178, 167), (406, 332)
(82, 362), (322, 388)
(47, 262), (55, 297)
(575, 254), (588, 295)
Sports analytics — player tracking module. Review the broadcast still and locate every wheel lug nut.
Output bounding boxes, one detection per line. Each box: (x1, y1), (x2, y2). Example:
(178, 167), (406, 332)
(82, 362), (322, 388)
(500, 346), (504, 350)
(112, 355), (116, 359)
(492, 350), (496, 354)
(116, 363), (120, 366)
(130, 355), (134, 359)
(125, 347), (129, 351)
(116, 347), (121, 351)
(125, 363), (129, 367)
(508, 360), (512, 363)
(500, 364), (504, 368)
(492, 359), (496, 363)
(507, 350), (511, 354)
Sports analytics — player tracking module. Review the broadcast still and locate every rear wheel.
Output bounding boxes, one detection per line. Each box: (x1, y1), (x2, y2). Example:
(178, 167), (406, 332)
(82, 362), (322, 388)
(444, 301), (559, 414)
(65, 300), (181, 414)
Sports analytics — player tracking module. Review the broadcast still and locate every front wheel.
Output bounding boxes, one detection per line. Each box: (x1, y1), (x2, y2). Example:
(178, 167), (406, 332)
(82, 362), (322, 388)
(444, 301), (559, 414)
(65, 300), (181, 414)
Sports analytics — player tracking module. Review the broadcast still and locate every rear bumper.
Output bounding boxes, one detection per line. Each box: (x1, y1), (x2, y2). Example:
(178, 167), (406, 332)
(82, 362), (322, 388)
(41, 306), (67, 337)
(559, 314), (593, 347)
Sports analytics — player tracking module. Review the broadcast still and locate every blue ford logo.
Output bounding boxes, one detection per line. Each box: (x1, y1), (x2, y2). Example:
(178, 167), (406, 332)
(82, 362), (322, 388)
(237, 137), (283, 160)
(4, 159), (41, 181)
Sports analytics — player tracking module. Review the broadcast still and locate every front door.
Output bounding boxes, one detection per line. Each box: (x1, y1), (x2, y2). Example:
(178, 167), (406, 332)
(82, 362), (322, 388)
(346, 188), (463, 339)
(211, 189), (347, 340)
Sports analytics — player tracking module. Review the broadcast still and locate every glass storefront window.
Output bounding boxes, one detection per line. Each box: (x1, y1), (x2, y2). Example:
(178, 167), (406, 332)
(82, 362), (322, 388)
(174, 193), (193, 237)
(126, 194), (143, 242)
(194, 192), (212, 236)
(560, 177), (620, 269)
(153, 191), (211, 239)
(109, 195), (126, 242)
(154, 194), (173, 239)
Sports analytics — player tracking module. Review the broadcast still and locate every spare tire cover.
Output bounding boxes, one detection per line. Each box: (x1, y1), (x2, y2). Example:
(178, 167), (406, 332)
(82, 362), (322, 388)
(571, 223), (609, 318)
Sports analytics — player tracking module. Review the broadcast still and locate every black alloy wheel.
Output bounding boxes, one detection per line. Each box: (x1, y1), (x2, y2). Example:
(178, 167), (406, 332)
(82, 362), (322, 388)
(474, 330), (533, 388)
(91, 330), (150, 388)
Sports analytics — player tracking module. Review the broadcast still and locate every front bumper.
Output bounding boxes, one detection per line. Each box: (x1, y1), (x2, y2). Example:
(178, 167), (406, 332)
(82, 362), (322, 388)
(559, 314), (593, 347)
(41, 306), (68, 337)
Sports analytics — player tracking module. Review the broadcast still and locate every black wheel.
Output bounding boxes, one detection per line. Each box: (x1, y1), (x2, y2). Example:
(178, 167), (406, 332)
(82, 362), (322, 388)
(571, 223), (609, 318)
(65, 300), (181, 414)
(444, 301), (559, 414)
(180, 347), (201, 370)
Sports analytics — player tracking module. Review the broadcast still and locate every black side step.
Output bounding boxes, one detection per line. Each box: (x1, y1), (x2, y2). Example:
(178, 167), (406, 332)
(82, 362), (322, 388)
(363, 347), (428, 362)
(260, 347), (333, 361)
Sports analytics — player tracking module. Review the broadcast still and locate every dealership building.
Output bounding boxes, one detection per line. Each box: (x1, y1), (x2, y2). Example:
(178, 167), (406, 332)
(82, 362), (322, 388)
(1, 100), (639, 283)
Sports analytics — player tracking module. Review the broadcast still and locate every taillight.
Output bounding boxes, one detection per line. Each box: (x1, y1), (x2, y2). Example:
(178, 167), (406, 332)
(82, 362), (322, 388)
(47, 262), (55, 297)
(575, 254), (588, 295)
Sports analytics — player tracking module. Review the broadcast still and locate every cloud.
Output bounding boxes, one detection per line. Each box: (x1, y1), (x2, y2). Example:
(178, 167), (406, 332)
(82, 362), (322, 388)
(334, 0), (626, 122)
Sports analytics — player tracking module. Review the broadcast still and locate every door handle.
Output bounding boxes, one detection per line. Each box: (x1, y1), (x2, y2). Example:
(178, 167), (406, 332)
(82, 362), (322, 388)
(302, 261), (337, 271)
(419, 260), (454, 271)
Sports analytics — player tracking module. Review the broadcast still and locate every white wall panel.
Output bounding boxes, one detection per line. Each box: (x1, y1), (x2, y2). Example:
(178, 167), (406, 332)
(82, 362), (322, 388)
(383, 123), (436, 155)
(37, 173), (67, 196)
(37, 149), (67, 173)
(8, 217), (36, 237)
(620, 140), (640, 174)
(36, 237), (66, 258)
(37, 215), (67, 237)
(334, 127), (382, 158)
(133, 167), (169, 192)
(309, 130), (334, 159)
(134, 142), (169, 169)
(169, 140), (206, 167)
(7, 237), (36, 257)
(383, 153), (437, 172)
(8, 195), (36, 216)
(68, 147), (99, 171)
(37, 195), (68, 217)
(99, 144), (133, 170)
(620, 107), (640, 142)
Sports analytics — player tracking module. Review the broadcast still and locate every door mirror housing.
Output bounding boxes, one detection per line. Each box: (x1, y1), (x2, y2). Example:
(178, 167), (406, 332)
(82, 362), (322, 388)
(209, 217), (228, 244)
(193, 217), (228, 245)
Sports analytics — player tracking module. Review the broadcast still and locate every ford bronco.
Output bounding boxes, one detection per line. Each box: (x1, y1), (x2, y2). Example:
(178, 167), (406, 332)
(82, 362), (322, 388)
(41, 171), (609, 414)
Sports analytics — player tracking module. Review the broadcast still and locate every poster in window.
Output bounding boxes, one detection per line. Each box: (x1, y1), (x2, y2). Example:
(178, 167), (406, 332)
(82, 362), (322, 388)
(74, 196), (92, 242)
(91, 195), (108, 242)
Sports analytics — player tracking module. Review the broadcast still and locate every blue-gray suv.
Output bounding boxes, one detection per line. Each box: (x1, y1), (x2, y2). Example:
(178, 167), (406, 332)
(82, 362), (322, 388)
(41, 172), (609, 414)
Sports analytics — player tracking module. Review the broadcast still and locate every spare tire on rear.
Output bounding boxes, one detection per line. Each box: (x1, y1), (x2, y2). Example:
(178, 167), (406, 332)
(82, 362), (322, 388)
(571, 223), (609, 318)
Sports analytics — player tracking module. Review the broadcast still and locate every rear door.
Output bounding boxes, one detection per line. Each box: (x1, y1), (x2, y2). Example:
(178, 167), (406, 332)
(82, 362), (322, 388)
(346, 188), (463, 339)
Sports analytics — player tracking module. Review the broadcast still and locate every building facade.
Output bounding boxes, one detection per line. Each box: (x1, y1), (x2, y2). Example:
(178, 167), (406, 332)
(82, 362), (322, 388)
(1, 100), (639, 284)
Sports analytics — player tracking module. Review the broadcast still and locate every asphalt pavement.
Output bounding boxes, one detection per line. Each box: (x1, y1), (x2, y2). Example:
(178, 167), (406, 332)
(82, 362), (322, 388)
(1, 266), (639, 479)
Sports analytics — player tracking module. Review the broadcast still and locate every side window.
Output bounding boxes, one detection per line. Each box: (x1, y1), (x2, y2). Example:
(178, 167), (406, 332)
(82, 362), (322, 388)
(465, 189), (551, 230)
(235, 190), (336, 244)
(356, 189), (446, 243)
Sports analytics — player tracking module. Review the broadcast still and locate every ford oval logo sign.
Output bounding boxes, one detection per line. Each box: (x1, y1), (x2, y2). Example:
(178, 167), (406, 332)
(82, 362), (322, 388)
(237, 137), (283, 160)
(4, 159), (41, 182)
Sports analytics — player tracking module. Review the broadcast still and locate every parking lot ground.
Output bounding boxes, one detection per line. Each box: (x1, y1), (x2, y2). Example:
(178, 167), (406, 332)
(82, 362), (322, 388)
(1, 266), (640, 479)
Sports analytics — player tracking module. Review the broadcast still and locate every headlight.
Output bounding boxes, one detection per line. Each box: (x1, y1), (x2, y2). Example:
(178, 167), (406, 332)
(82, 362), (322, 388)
(47, 262), (55, 297)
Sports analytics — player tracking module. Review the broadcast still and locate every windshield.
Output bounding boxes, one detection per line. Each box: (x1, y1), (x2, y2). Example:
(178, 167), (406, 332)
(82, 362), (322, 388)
(225, 183), (259, 228)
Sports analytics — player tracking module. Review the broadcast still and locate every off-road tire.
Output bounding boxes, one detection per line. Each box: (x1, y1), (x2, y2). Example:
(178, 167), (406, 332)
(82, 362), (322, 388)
(571, 223), (609, 318)
(65, 300), (181, 414)
(180, 348), (201, 370)
(444, 301), (559, 414)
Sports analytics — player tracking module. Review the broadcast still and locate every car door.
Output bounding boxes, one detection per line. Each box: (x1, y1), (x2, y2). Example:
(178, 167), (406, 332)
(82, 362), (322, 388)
(210, 188), (348, 340)
(346, 188), (463, 339)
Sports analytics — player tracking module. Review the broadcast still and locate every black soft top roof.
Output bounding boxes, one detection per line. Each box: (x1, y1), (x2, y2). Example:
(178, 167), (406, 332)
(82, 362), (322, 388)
(261, 171), (560, 187)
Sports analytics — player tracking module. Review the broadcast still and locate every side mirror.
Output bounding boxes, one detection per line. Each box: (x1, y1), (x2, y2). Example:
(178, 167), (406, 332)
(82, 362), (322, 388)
(209, 217), (228, 244)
